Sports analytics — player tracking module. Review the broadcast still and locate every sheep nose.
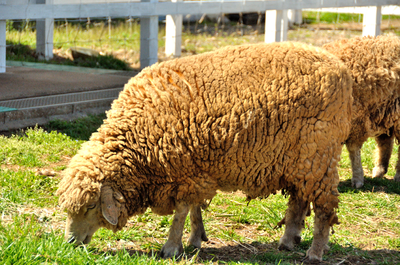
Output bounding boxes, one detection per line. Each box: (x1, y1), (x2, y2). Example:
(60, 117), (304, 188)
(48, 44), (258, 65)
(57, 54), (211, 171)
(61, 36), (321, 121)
(67, 235), (76, 244)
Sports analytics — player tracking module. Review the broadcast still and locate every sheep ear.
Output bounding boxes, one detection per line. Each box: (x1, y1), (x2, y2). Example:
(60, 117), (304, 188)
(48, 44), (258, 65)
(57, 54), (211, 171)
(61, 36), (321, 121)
(101, 185), (119, 226)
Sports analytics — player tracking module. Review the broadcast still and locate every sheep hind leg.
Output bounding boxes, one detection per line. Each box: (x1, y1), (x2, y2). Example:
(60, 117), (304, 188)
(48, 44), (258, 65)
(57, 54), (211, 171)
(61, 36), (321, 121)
(347, 142), (365, 188)
(372, 132), (394, 179)
(187, 205), (209, 249)
(394, 151), (400, 182)
(393, 132), (400, 182)
(278, 195), (310, 251)
(306, 206), (337, 262)
(160, 203), (190, 258)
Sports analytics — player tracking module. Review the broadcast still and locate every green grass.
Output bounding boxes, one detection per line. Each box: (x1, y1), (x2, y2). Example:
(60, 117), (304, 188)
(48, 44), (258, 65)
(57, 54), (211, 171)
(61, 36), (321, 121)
(0, 126), (82, 167)
(0, 127), (82, 212)
(302, 11), (400, 24)
(45, 114), (107, 141)
(0, 214), (169, 265)
(0, 169), (58, 209)
(0, 116), (399, 264)
(303, 11), (363, 24)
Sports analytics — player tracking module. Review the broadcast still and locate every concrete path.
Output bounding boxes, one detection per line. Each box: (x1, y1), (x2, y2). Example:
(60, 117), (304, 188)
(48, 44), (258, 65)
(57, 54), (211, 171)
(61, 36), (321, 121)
(0, 61), (137, 101)
(0, 61), (139, 131)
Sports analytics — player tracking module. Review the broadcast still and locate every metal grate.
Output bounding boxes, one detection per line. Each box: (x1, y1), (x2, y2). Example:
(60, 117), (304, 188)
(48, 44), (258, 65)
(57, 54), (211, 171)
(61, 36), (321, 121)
(0, 88), (123, 110)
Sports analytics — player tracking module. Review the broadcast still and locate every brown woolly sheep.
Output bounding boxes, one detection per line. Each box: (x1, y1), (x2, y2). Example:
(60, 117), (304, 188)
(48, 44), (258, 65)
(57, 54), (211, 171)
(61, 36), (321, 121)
(323, 35), (400, 188)
(57, 42), (353, 262)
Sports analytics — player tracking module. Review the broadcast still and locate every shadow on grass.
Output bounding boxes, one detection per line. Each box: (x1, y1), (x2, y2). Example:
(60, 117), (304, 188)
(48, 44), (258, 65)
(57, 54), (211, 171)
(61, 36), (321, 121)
(339, 176), (400, 195)
(201, 242), (400, 264)
(101, 240), (400, 264)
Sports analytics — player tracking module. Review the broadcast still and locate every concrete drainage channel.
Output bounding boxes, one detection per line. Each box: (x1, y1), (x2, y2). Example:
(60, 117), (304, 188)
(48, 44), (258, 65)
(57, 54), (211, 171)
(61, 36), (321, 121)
(0, 87), (123, 131)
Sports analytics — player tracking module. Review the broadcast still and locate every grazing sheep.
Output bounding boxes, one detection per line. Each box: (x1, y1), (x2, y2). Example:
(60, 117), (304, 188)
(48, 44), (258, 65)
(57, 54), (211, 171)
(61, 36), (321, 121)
(323, 35), (400, 188)
(57, 42), (353, 262)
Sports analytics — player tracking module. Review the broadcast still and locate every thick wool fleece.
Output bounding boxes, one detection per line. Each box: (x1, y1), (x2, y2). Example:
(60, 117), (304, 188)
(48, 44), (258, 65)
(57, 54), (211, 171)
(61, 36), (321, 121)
(58, 42), (353, 230)
(323, 35), (400, 146)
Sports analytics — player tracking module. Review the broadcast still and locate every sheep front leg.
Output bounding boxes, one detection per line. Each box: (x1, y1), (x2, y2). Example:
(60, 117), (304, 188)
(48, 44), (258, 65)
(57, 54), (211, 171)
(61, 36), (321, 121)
(372, 133), (394, 179)
(187, 205), (208, 249)
(160, 203), (190, 258)
(278, 195), (310, 251)
(346, 142), (365, 188)
(306, 206), (336, 262)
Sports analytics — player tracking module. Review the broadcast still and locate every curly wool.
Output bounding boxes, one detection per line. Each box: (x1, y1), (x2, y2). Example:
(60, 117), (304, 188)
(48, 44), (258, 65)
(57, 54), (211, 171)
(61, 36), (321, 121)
(323, 35), (400, 145)
(58, 42), (353, 230)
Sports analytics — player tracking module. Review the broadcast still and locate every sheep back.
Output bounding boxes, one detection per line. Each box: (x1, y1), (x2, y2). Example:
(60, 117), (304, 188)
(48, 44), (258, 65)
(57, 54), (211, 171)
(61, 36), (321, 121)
(323, 35), (400, 143)
(58, 42), (352, 224)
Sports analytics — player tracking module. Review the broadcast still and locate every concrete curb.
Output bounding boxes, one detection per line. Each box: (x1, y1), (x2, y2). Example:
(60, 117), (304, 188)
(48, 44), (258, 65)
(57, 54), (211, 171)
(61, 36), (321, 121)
(0, 88), (123, 131)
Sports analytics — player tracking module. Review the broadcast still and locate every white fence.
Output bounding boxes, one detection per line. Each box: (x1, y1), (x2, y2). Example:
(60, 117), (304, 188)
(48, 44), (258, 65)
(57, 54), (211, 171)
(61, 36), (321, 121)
(1, 0), (399, 73)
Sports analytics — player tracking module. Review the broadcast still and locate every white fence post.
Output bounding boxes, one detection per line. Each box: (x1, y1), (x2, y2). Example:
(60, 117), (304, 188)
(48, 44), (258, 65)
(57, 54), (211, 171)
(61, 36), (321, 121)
(140, 0), (159, 69)
(36, 0), (54, 60)
(0, 0), (5, 73)
(362, 6), (382, 37)
(165, 0), (182, 58)
(265, 10), (288, 43)
(288, 9), (302, 26)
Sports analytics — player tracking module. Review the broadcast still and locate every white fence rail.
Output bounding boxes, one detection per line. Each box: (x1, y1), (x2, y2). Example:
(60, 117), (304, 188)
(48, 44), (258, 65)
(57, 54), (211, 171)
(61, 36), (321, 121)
(1, 0), (399, 73)
(2, 0), (399, 19)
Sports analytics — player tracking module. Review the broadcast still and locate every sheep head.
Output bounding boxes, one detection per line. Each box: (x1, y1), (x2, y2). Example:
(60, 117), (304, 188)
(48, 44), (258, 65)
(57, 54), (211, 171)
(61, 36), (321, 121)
(62, 183), (126, 245)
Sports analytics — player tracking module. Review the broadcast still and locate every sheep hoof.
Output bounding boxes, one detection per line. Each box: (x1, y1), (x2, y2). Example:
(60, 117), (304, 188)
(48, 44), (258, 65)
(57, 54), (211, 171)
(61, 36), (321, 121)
(351, 178), (364, 189)
(372, 166), (386, 178)
(187, 234), (208, 249)
(201, 233), (209, 242)
(305, 247), (323, 262)
(278, 237), (294, 251)
(278, 235), (301, 251)
(160, 242), (184, 258)
(278, 242), (293, 251)
(187, 238), (202, 249)
(188, 226), (208, 249)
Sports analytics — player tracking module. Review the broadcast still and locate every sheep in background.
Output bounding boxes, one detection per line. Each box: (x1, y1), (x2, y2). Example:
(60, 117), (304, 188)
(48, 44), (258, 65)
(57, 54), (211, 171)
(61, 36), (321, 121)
(57, 42), (353, 262)
(323, 35), (400, 188)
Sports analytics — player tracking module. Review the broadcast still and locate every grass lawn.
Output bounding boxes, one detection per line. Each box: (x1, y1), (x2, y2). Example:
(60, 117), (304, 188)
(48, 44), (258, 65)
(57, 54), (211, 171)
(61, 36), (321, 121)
(0, 115), (400, 264)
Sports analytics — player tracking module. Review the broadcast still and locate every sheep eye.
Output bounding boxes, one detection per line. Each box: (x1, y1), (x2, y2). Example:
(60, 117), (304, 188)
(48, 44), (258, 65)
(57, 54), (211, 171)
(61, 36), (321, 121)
(87, 204), (96, 210)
